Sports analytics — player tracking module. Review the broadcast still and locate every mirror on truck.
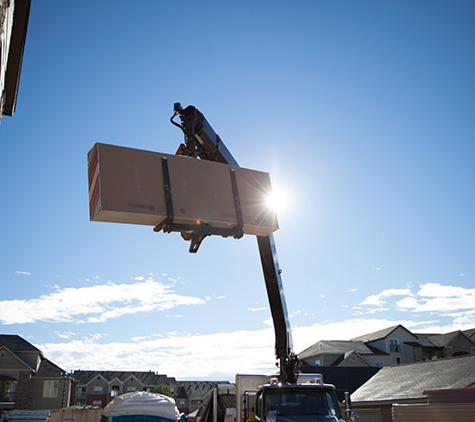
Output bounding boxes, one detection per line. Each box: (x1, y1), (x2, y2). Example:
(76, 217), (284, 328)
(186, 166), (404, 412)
(242, 392), (249, 422)
(343, 392), (359, 421)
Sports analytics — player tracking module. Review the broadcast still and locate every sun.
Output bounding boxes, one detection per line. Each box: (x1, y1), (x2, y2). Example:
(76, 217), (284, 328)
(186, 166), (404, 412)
(265, 188), (289, 216)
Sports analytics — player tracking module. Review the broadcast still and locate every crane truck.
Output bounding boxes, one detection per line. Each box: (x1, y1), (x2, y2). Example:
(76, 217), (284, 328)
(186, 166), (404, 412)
(154, 104), (354, 422)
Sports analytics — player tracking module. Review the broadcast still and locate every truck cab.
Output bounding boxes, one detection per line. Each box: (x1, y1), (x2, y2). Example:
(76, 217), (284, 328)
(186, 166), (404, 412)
(256, 384), (343, 422)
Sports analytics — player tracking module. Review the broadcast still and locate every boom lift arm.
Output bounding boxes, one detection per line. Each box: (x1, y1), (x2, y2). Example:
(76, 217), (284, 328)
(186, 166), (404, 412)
(169, 103), (300, 383)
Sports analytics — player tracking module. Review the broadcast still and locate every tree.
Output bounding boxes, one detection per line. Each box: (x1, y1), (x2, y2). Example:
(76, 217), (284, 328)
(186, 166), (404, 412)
(153, 385), (173, 397)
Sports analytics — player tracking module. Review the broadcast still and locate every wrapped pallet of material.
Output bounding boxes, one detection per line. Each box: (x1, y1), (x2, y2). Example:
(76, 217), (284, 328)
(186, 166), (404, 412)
(88, 143), (278, 236)
(101, 392), (185, 422)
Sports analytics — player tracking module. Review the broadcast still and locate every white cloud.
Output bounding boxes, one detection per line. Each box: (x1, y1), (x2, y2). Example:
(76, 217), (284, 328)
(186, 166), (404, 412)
(15, 271), (31, 276)
(38, 315), (473, 381)
(7, 280), (475, 381)
(358, 283), (475, 322)
(395, 283), (475, 313)
(0, 276), (205, 325)
(360, 288), (412, 307)
(39, 328), (277, 380)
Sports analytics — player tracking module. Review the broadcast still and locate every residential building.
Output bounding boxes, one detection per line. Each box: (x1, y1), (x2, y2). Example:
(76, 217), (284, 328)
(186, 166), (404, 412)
(71, 371), (232, 415)
(351, 325), (419, 366)
(70, 370), (177, 409)
(0, 335), (73, 414)
(298, 340), (388, 368)
(0, 0), (31, 121)
(411, 329), (475, 360)
(298, 324), (475, 368)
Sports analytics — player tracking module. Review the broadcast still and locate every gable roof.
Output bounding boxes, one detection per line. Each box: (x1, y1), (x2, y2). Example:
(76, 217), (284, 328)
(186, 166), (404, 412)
(339, 350), (373, 367)
(412, 330), (475, 350)
(351, 354), (475, 403)
(0, 334), (42, 354)
(351, 324), (416, 342)
(463, 328), (475, 339)
(35, 358), (66, 377)
(299, 340), (381, 362)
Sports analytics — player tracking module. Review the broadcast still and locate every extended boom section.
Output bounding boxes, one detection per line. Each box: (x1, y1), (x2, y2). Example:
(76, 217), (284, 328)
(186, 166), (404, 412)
(172, 103), (299, 383)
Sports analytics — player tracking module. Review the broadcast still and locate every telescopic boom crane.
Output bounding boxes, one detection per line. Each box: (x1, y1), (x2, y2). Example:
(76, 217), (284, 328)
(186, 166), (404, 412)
(169, 103), (300, 384)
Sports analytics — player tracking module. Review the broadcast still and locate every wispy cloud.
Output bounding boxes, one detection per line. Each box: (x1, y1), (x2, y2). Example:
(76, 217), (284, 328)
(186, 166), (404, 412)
(358, 283), (475, 324)
(0, 276), (205, 325)
(15, 271), (31, 276)
(360, 288), (412, 307)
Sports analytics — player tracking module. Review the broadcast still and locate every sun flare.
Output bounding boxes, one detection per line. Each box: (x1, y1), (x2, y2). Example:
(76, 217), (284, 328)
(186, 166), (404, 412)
(265, 188), (290, 216)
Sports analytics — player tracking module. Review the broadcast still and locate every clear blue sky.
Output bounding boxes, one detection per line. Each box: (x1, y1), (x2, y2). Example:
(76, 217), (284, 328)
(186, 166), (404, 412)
(1, 0), (474, 381)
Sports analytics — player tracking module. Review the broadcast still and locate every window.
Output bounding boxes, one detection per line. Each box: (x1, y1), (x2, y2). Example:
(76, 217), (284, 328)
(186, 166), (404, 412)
(374, 361), (384, 367)
(351, 355), (356, 362)
(127, 386), (136, 392)
(391, 357), (401, 366)
(0, 351), (6, 359)
(76, 387), (86, 398)
(389, 338), (400, 353)
(93, 386), (103, 394)
(92, 400), (102, 408)
(5, 381), (17, 402)
(43, 380), (59, 398)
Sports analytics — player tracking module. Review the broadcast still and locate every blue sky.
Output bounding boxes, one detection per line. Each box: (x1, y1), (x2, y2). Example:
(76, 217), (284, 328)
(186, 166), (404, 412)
(1, 0), (474, 381)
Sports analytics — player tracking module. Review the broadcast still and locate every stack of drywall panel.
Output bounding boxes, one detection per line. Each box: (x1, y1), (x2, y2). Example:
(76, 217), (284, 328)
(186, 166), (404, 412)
(88, 143), (278, 236)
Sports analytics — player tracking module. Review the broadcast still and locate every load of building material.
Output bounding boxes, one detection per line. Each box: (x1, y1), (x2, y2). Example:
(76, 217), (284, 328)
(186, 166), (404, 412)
(88, 143), (278, 236)
(101, 392), (184, 422)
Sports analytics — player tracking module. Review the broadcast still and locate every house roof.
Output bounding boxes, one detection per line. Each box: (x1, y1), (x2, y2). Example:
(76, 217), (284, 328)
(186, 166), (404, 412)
(413, 330), (475, 349)
(299, 340), (379, 361)
(351, 324), (416, 342)
(71, 370), (174, 387)
(407, 333), (439, 348)
(351, 354), (475, 403)
(0, 334), (42, 354)
(35, 358), (67, 377)
(463, 328), (475, 340)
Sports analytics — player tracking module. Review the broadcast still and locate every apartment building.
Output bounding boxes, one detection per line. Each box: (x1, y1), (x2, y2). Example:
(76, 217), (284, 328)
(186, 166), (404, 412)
(71, 370), (177, 409)
(0, 335), (73, 414)
(299, 324), (475, 368)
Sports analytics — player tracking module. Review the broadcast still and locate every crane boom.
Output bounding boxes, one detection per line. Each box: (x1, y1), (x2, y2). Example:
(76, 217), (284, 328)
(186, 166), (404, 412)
(170, 103), (299, 383)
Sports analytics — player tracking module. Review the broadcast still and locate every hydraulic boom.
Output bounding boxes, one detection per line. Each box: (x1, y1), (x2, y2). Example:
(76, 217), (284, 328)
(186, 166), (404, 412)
(169, 103), (299, 383)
